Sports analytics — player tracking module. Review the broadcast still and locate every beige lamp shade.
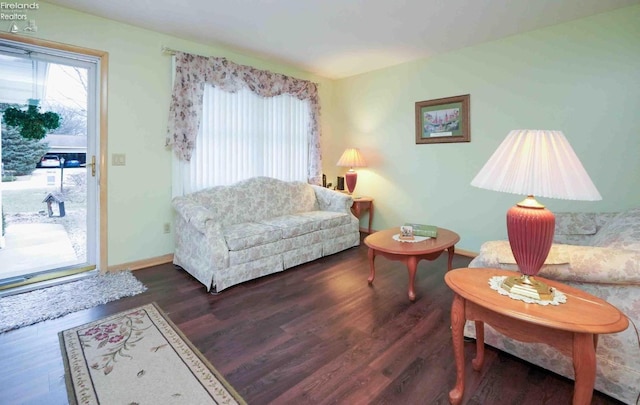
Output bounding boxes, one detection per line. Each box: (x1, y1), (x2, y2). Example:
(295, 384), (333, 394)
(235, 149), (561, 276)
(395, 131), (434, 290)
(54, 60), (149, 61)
(336, 148), (367, 168)
(471, 130), (601, 201)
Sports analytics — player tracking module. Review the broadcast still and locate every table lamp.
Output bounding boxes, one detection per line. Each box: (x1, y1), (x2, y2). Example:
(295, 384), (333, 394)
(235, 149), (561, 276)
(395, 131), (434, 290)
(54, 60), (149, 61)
(336, 148), (367, 194)
(471, 130), (601, 300)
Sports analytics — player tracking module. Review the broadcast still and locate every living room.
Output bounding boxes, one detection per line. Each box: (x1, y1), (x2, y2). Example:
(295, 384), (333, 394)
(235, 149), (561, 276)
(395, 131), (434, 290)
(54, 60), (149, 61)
(0, 1), (639, 404)
(1, 1), (637, 267)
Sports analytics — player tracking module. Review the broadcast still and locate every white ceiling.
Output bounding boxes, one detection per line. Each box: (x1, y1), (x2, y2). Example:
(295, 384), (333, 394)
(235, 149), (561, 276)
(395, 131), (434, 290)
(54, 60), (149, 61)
(46, 0), (639, 79)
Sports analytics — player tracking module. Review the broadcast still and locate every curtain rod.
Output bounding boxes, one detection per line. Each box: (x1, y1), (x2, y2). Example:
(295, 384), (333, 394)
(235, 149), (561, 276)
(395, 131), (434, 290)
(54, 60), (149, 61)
(160, 46), (318, 86)
(161, 47), (213, 58)
(161, 46), (178, 55)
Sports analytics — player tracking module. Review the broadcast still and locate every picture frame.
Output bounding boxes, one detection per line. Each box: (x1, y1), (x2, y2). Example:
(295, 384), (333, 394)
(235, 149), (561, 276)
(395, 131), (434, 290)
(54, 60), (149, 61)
(415, 94), (470, 144)
(400, 225), (414, 240)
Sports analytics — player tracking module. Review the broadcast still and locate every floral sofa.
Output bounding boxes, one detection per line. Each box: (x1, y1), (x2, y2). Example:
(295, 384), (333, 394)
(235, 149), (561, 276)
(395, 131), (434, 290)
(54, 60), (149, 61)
(466, 208), (640, 404)
(172, 177), (360, 293)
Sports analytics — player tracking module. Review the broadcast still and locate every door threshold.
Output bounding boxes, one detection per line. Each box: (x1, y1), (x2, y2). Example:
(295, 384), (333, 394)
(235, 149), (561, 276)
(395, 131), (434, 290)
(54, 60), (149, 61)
(0, 268), (98, 298)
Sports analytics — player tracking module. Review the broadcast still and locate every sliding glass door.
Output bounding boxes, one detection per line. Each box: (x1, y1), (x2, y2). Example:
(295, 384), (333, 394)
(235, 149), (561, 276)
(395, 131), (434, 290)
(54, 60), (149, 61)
(0, 38), (101, 291)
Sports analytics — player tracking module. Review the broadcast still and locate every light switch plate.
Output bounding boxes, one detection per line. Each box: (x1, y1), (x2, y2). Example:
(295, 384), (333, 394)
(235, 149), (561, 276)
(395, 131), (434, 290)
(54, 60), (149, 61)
(112, 153), (126, 166)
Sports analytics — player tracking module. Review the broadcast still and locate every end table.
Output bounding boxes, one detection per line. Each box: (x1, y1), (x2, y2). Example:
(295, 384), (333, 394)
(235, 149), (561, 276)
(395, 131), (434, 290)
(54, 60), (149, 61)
(351, 197), (373, 234)
(445, 268), (629, 405)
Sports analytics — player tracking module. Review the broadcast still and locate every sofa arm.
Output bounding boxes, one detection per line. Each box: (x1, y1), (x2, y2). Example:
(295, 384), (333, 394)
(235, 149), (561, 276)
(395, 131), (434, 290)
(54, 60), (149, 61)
(542, 244), (640, 285)
(172, 197), (217, 234)
(203, 220), (230, 270)
(173, 198), (229, 270)
(471, 240), (640, 285)
(312, 185), (353, 213)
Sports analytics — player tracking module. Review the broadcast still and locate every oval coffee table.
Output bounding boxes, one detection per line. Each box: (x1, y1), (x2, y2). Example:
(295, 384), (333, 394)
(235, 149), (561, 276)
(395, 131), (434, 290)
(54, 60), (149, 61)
(445, 268), (629, 405)
(364, 227), (460, 301)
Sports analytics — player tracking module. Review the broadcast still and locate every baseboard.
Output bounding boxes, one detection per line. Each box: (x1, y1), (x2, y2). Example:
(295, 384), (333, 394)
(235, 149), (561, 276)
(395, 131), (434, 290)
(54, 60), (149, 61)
(105, 247), (475, 273)
(455, 248), (477, 258)
(107, 254), (174, 272)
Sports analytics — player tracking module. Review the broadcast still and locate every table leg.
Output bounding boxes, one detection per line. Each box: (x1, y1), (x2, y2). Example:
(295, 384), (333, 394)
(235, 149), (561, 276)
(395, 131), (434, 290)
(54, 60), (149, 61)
(472, 321), (484, 371)
(368, 201), (373, 234)
(572, 333), (596, 405)
(407, 255), (418, 302)
(449, 293), (465, 405)
(367, 248), (376, 284)
(447, 245), (456, 271)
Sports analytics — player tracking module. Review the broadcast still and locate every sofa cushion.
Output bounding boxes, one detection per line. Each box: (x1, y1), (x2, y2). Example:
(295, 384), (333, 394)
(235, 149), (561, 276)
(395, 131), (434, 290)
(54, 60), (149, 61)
(258, 215), (321, 239)
(295, 211), (352, 229)
(229, 240), (286, 265)
(186, 177), (319, 227)
(478, 240), (570, 266)
(283, 182), (319, 214)
(223, 222), (282, 251)
(228, 231), (326, 266)
(589, 208), (640, 251)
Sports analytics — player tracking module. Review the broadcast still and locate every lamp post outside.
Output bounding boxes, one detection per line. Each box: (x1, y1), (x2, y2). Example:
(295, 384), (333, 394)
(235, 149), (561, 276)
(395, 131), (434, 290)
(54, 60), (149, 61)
(60, 157), (65, 193)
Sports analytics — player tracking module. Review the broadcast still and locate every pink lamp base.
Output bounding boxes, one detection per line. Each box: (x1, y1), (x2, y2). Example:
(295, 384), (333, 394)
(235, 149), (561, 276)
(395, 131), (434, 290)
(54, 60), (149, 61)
(505, 200), (556, 300)
(506, 202), (555, 276)
(345, 171), (357, 194)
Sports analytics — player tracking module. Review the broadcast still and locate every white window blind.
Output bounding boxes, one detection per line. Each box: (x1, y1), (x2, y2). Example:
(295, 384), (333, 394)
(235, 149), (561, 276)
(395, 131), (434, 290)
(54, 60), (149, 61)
(173, 84), (311, 196)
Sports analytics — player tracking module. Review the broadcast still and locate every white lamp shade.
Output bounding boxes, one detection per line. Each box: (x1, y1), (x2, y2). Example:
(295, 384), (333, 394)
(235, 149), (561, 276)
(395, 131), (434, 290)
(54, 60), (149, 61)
(471, 130), (601, 201)
(336, 148), (367, 168)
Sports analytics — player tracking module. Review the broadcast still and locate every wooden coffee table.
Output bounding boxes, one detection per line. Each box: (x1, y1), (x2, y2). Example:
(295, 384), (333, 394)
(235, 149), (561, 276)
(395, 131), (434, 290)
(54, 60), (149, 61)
(364, 227), (460, 301)
(445, 268), (629, 405)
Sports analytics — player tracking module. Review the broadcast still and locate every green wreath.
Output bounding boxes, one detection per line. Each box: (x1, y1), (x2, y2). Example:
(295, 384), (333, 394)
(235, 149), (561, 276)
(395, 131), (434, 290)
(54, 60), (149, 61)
(3, 99), (60, 140)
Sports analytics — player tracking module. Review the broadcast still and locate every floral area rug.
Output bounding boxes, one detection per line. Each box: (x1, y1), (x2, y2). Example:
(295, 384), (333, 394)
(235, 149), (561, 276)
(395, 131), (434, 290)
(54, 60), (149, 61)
(59, 302), (245, 405)
(0, 271), (146, 333)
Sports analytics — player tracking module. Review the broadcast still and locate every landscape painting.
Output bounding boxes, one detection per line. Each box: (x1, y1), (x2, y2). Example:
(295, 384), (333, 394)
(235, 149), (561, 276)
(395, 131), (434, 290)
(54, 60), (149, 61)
(415, 94), (470, 144)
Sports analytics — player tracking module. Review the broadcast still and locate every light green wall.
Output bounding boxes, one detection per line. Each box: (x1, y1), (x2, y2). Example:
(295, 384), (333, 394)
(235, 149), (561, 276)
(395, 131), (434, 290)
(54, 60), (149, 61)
(333, 5), (640, 252)
(1, 1), (335, 267)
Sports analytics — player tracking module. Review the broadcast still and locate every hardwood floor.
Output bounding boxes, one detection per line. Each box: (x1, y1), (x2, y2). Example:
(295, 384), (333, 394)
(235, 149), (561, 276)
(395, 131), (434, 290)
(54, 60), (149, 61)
(0, 240), (624, 404)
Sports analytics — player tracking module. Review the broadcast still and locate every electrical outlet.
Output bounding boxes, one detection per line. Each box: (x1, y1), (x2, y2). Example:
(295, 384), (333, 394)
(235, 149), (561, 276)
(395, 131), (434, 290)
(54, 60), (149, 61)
(163, 223), (171, 234)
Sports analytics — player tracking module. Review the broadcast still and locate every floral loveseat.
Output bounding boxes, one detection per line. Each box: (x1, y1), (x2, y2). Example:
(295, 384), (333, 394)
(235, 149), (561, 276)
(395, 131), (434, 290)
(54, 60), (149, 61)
(172, 177), (360, 293)
(466, 208), (640, 404)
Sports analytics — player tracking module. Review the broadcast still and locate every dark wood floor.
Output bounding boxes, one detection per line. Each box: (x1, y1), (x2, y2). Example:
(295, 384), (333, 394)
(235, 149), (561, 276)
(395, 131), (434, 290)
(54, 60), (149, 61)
(0, 239), (624, 404)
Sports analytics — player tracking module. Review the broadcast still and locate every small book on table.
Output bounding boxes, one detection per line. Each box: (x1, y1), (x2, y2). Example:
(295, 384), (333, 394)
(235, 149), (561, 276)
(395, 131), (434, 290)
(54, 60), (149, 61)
(404, 223), (438, 238)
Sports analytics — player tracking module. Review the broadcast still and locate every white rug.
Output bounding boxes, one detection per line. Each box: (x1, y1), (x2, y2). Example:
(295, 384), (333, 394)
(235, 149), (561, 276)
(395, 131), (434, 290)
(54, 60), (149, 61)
(60, 303), (245, 404)
(0, 271), (147, 333)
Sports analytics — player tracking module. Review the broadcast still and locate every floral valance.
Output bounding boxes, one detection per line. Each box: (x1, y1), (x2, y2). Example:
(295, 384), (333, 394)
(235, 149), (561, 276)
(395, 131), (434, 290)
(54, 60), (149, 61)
(166, 52), (322, 184)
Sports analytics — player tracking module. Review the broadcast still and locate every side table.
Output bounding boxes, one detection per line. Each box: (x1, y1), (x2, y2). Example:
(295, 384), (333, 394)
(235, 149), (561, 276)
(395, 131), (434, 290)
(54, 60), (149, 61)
(364, 227), (459, 301)
(445, 268), (629, 405)
(351, 197), (373, 234)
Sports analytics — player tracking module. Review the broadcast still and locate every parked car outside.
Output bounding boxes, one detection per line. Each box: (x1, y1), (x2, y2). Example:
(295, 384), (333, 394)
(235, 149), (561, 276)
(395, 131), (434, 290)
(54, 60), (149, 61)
(64, 159), (81, 167)
(40, 154), (61, 168)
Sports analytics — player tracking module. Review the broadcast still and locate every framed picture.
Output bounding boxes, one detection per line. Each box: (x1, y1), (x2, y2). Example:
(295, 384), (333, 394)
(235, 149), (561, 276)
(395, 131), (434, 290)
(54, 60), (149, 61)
(415, 94), (470, 144)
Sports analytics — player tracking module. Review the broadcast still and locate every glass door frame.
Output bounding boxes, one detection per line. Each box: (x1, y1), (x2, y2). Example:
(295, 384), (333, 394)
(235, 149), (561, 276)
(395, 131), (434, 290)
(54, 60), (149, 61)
(0, 33), (108, 288)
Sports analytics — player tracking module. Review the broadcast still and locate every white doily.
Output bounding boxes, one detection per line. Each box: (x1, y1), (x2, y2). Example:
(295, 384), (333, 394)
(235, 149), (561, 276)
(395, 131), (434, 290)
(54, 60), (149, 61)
(392, 234), (431, 243)
(489, 276), (567, 306)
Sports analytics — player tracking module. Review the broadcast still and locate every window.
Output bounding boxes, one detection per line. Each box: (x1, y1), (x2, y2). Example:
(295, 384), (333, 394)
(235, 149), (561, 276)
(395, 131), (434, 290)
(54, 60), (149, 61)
(168, 54), (321, 197)
(174, 84), (311, 195)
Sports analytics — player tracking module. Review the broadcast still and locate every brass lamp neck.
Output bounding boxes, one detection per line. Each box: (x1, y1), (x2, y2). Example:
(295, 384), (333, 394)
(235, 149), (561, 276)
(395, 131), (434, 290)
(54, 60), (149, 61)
(517, 195), (545, 209)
